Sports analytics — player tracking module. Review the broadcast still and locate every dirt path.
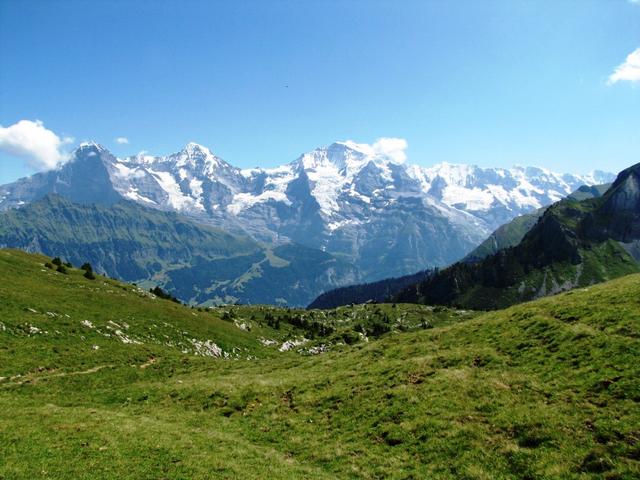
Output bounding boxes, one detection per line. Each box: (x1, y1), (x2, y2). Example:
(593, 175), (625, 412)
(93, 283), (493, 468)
(139, 357), (158, 369)
(0, 364), (114, 387)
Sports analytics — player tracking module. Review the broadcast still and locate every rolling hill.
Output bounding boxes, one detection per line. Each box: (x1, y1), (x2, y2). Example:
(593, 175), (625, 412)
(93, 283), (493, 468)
(1, 248), (639, 478)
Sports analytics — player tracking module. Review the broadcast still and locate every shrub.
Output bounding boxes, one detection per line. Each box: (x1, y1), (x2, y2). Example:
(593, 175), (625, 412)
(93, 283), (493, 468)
(51, 257), (62, 266)
(81, 262), (95, 279)
(341, 330), (360, 345)
(56, 265), (67, 274)
(150, 286), (180, 303)
(368, 319), (391, 337)
(44, 262), (53, 269)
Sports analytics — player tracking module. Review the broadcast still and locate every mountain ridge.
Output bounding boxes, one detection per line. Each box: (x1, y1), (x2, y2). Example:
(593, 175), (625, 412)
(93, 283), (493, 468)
(0, 141), (614, 281)
(307, 182), (614, 309)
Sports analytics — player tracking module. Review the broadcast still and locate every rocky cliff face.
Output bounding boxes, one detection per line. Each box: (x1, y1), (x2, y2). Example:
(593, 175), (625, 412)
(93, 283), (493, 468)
(0, 143), (122, 208)
(582, 163), (640, 245)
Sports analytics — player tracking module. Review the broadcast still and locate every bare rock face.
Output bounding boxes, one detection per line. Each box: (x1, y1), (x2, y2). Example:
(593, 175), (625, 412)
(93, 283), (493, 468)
(0, 143), (122, 209)
(583, 162), (640, 243)
(604, 164), (640, 213)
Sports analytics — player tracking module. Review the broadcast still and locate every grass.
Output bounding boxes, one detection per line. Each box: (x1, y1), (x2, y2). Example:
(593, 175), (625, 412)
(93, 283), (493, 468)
(0, 249), (639, 478)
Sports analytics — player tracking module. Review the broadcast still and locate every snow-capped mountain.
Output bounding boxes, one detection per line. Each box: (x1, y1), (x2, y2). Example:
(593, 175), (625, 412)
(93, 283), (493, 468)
(408, 162), (613, 229)
(0, 140), (615, 281)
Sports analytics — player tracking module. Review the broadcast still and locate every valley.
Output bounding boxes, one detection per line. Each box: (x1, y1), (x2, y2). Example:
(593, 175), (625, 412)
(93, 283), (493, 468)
(1, 162), (638, 479)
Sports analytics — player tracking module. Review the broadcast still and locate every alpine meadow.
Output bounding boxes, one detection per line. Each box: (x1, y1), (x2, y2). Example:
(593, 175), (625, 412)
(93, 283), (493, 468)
(1, 1), (639, 478)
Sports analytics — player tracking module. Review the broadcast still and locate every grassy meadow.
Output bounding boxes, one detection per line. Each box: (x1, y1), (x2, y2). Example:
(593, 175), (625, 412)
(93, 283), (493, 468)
(0, 249), (639, 479)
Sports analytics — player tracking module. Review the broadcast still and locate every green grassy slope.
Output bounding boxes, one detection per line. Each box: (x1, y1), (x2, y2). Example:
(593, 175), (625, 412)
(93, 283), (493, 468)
(0, 195), (359, 306)
(0, 249), (269, 374)
(1, 249), (639, 479)
(463, 183), (612, 265)
(463, 210), (543, 264)
(165, 243), (359, 307)
(0, 249), (467, 370)
(0, 194), (260, 280)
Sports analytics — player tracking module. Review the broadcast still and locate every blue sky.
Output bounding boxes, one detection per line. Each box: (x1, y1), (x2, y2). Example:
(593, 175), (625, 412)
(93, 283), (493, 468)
(0, 0), (639, 184)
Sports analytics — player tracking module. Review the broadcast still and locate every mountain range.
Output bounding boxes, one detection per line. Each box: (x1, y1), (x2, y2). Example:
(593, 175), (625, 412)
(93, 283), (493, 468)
(308, 182), (614, 309)
(0, 142), (614, 285)
(2, 147), (639, 477)
(394, 163), (640, 309)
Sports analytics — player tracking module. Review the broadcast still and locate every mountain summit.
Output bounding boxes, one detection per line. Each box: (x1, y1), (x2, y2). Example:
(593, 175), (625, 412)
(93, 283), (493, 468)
(0, 142), (121, 207)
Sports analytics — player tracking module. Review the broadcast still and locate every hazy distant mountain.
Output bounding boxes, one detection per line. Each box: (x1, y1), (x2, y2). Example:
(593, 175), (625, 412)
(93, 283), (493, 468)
(0, 141), (614, 281)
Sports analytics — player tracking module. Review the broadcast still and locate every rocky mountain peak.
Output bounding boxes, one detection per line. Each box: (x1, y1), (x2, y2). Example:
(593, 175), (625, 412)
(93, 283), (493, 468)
(294, 143), (360, 173)
(67, 142), (118, 169)
(183, 141), (213, 157)
(173, 142), (225, 173)
(76, 141), (107, 152)
(603, 162), (640, 213)
(71, 141), (113, 164)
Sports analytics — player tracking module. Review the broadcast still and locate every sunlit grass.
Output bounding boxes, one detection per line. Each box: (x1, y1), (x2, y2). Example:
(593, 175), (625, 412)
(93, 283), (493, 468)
(1, 249), (638, 478)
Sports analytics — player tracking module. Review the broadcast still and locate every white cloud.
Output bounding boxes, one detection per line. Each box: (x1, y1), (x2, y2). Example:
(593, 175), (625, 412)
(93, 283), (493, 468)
(344, 137), (408, 164)
(0, 119), (73, 171)
(607, 47), (640, 85)
(115, 136), (129, 144)
(371, 137), (408, 163)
